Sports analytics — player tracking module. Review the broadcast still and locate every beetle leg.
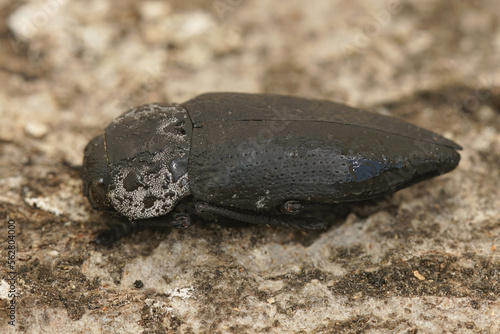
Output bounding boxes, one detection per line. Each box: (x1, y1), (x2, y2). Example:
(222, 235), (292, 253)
(191, 200), (219, 221)
(95, 213), (192, 244)
(279, 200), (304, 215)
(170, 213), (192, 229)
(136, 212), (192, 229)
(95, 219), (138, 245)
(195, 202), (326, 230)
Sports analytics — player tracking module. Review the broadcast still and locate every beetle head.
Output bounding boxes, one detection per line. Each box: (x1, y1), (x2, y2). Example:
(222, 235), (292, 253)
(82, 134), (113, 212)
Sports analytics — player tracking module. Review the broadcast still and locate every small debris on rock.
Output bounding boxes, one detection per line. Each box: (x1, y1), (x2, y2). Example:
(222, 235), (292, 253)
(413, 270), (426, 281)
(24, 122), (48, 139)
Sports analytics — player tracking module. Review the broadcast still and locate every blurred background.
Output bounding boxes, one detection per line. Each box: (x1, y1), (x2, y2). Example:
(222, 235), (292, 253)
(0, 1), (499, 333)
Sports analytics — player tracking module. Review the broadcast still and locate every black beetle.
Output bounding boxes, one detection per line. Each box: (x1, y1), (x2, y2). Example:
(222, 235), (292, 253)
(82, 93), (461, 243)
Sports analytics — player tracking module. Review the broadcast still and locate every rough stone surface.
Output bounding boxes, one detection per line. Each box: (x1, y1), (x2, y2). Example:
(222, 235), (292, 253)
(0, 0), (499, 333)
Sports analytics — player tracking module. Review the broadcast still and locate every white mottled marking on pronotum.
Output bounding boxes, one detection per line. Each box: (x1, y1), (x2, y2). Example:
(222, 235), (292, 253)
(107, 104), (191, 220)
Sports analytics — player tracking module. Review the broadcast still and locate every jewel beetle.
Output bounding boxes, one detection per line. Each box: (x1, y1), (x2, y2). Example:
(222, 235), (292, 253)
(82, 93), (461, 243)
